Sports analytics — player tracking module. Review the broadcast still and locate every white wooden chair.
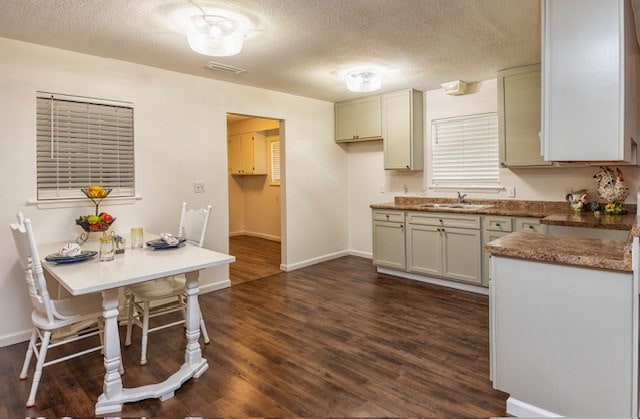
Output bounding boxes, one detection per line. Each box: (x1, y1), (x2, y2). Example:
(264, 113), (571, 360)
(10, 213), (104, 408)
(124, 202), (212, 365)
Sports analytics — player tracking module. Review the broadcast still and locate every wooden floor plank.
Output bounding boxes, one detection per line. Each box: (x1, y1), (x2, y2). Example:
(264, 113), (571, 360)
(229, 235), (281, 286)
(0, 255), (508, 416)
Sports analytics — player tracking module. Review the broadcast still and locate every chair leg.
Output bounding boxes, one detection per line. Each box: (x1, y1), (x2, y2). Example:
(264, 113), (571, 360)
(19, 328), (37, 380)
(26, 330), (51, 408)
(199, 310), (210, 344)
(124, 291), (134, 347)
(140, 301), (150, 365)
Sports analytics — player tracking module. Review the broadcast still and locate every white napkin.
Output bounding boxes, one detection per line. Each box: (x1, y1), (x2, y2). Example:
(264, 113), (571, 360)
(160, 233), (179, 245)
(58, 243), (82, 257)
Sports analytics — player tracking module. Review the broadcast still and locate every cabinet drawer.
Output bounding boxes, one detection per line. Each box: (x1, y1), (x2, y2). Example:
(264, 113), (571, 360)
(514, 217), (547, 234)
(407, 212), (480, 229)
(483, 216), (513, 232)
(372, 210), (405, 223)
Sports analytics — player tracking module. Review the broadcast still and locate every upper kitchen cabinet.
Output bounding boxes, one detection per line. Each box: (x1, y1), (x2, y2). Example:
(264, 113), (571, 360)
(382, 89), (424, 171)
(541, 0), (640, 163)
(498, 64), (551, 167)
(228, 131), (267, 175)
(335, 96), (382, 142)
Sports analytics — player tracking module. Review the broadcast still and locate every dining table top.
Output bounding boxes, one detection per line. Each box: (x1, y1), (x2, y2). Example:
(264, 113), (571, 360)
(38, 233), (235, 296)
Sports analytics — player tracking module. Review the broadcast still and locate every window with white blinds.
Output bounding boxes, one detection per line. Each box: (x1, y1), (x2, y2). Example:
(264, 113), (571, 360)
(431, 113), (499, 187)
(36, 93), (135, 200)
(270, 140), (281, 185)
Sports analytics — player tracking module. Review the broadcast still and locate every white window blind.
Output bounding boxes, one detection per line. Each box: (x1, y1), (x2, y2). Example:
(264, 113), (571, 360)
(36, 93), (135, 200)
(431, 113), (499, 187)
(270, 140), (281, 185)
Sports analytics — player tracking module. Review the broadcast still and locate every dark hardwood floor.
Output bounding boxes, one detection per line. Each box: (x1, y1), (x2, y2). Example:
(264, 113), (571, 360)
(229, 235), (281, 286)
(0, 256), (508, 417)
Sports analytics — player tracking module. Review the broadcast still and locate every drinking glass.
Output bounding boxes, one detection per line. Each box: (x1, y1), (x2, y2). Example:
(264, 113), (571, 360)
(131, 227), (144, 249)
(99, 235), (115, 262)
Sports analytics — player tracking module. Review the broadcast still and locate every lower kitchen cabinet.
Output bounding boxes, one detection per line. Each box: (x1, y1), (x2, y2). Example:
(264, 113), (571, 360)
(372, 210), (406, 270)
(406, 224), (441, 276)
(406, 212), (482, 285)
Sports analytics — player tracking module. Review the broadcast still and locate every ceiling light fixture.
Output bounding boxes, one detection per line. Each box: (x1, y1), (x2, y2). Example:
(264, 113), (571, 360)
(345, 68), (383, 93)
(185, 3), (250, 57)
(441, 80), (468, 96)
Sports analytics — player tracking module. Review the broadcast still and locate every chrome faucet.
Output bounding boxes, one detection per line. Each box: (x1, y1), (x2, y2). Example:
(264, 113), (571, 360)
(457, 191), (467, 204)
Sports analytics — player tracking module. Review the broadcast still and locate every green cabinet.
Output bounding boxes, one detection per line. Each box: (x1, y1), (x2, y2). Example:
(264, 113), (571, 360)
(498, 64), (550, 167)
(406, 212), (482, 285)
(382, 89), (424, 171)
(335, 96), (382, 142)
(372, 210), (405, 270)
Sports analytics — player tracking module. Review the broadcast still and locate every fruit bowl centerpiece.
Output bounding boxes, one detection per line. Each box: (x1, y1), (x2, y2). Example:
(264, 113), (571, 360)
(75, 185), (116, 244)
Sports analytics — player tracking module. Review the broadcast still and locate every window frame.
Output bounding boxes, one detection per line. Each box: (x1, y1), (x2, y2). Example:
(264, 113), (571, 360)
(35, 92), (135, 201)
(429, 112), (500, 190)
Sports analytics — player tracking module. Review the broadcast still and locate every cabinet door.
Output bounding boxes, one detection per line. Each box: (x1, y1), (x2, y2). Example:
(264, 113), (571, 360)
(372, 221), (406, 270)
(498, 65), (550, 167)
(228, 134), (243, 174)
(482, 230), (510, 285)
(335, 101), (356, 141)
(406, 223), (441, 276)
(442, 227), (482, 284)
(252, 132), (267, 175)
(542, 0), (625, 161)
(356, 96), (382, 139)
(240, 133), (255, 174)
(383, 89), (423, 170)
(383, 90), (411, 170)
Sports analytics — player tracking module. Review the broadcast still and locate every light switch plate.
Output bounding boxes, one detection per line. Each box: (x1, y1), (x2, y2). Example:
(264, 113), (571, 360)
(194, 182), (205, 193)
(506, 186), (516, 198)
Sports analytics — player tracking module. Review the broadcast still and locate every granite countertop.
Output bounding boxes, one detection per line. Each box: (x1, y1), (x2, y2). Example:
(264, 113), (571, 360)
(540, 212), (636, 230)
(372, 196), (639, 272)
(484, 232), (632, 272)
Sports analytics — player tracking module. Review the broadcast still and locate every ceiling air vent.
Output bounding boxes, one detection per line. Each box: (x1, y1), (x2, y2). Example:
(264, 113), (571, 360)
(204, 61), (246, 75)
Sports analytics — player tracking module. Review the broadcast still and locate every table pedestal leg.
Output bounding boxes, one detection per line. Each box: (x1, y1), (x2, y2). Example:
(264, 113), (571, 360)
(184, 271), (208, 377)
(95, 288), (124, 415)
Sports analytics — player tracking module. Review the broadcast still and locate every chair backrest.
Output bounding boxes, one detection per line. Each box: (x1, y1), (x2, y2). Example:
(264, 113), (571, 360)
(10, 213), (54, 324)
(177, 202), (212, 248)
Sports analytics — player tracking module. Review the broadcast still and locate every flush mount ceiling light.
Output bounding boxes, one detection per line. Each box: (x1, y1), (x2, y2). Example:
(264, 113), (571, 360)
(345, 68), (383, 93)
(185, 3), (251, 57)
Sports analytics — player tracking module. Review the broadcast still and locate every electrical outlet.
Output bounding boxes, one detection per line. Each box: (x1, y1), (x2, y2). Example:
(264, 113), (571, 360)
(380, 184), (385, 193)
(194, 181), (205, 193)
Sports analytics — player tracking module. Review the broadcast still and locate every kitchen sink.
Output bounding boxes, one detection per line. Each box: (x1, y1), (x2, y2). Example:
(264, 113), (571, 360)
(418, 203), (494, 210)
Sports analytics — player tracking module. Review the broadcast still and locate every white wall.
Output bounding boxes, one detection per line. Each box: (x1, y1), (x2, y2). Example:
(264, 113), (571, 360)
(0, 37), (348, 346)
(347, 79), (640, 256)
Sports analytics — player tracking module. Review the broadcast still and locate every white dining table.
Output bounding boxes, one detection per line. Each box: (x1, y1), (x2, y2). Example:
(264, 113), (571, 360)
(38, 234), (235, 415)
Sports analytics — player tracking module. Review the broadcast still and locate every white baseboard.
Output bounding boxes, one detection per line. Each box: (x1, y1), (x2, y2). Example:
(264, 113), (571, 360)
(377, 267), (489, 296)
(200, 278), (231, 293)
(506, 397), (561, 417)
(349, 249), (372, 259)
(0, 328), (33, 348)
(280, 250), (350, 272)
(229, 230), (281, 242)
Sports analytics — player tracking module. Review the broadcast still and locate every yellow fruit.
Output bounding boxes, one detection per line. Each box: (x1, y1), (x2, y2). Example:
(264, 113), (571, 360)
(87, 215), (100, 225)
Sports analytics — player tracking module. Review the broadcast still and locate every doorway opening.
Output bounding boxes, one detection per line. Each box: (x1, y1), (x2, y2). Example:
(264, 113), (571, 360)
(227, 113), (283, 286)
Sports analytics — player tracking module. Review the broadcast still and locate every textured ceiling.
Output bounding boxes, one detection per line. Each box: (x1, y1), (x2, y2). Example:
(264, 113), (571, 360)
(0, 0), (541, 102)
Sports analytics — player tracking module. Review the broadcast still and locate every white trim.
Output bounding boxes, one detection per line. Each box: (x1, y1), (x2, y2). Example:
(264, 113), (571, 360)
(229, 230), (281, 242)
(377, 267), (488, 295)
(280, 250), (349, 272)
(199, 278), (231, 293)
(506, 397), (562, 417)
(632, 237), (639, 416)
(0, 328), (33, 347)
(349, 249), (372, 259)
(28, 195), (142, 209)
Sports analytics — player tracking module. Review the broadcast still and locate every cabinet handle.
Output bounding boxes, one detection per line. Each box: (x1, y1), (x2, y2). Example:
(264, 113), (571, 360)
(496, 223), (501, 227)
(406, 165), (410, 169)
(528, 225), (535, 230)
(439, 219), (443, 223)
(400, 224), (404, 230)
